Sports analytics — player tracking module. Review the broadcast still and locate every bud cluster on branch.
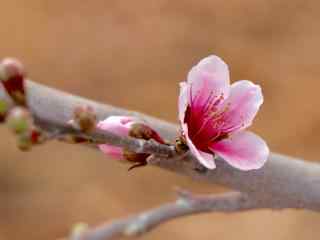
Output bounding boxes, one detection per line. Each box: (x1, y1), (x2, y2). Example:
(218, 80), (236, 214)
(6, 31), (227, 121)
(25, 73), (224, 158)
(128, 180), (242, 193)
(0, 59), (45, 150)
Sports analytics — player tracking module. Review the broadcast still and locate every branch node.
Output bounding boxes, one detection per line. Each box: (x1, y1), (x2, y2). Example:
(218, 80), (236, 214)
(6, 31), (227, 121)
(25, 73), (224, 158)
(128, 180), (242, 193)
(175, 187), (193, 200)
(176, 198), (192, 208)
(72, 106), (97, 133)
(124, 214), (149, 236)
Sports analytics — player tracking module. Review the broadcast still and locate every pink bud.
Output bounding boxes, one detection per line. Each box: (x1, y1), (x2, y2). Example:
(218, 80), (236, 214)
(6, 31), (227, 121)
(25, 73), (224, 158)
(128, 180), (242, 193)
(97, 116), (165, 170)
(0, 58), (26, 106)
(0, 58), (25, 81)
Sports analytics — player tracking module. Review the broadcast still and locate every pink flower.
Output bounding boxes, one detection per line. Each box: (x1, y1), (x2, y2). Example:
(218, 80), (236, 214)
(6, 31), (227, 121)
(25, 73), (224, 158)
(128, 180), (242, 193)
(179, 55), (269, 170)
(97, 116), (165, 169)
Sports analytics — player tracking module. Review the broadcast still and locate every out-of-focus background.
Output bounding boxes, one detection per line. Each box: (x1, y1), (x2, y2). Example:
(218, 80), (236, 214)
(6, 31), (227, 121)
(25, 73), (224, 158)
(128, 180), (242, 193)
(0, 0), (319, 239)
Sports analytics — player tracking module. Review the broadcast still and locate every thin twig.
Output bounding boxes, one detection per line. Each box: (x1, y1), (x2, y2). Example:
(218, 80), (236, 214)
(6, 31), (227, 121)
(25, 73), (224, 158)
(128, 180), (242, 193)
(77, 192), (262, 240)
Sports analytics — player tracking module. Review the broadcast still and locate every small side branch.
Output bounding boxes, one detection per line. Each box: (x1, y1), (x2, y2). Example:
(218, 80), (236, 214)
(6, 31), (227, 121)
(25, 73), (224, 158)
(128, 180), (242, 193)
(76, 192), (262, 240)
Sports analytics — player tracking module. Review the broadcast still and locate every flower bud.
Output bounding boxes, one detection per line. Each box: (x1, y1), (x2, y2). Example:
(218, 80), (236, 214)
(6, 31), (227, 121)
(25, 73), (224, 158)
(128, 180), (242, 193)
(97, 116), (137, 160)
(0, 58), (26, 106)
(6, 107), (32, 134)
(73, 106), (97, 133)
(97, 116), (165, 170)
(129, 123), (165, 143)
(17, 132), (32, 151)
(6, 107), (45, 150)
(0, 100), (8, 122)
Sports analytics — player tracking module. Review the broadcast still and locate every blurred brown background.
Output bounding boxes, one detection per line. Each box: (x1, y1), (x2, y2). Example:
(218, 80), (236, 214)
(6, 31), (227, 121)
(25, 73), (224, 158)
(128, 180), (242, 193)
(0, 0), (319, 239)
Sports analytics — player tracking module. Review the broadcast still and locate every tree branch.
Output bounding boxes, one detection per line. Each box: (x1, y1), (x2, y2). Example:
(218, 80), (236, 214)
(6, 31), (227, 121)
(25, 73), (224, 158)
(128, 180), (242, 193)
(1, 80), (320, 211)
(1, 79), (320, 240)
(75, 192), (264, 240)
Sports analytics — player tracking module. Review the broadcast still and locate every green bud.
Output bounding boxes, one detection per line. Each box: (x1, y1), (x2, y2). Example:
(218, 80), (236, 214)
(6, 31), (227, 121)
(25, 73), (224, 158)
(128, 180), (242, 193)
(6, 107), (31, 134)
(17, 133), (32, 151)
(0, 100), (8, 115)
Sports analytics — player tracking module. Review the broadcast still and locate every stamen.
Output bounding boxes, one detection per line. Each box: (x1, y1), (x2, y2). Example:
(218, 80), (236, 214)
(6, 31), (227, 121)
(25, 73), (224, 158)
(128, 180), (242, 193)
(203, 93), (225, 115)
(217, 112), (246, 134)
(201, 91), (216, 114)
(209, 130), (222, 142)
(209, 102), (230, 122)
(191, 96), (229, 143)
(191, 114), (214, 140)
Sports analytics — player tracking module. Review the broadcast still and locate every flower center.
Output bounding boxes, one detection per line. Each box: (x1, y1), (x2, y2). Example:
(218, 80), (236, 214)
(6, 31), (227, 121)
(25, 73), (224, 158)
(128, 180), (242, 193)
(185, 92), (232, 152)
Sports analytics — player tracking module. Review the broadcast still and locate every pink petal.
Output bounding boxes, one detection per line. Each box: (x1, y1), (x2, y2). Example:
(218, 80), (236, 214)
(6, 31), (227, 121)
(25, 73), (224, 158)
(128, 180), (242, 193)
(97, 116), (137, 160)
(218, 80), (263, 133)
(183, 124), (216, 169)
(99, 145), (123, 159)
(209, 131), (269, 170)
(97, 116), (136, 136)
(187, 55), (230, 108)
(178, 82), (189, 124)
